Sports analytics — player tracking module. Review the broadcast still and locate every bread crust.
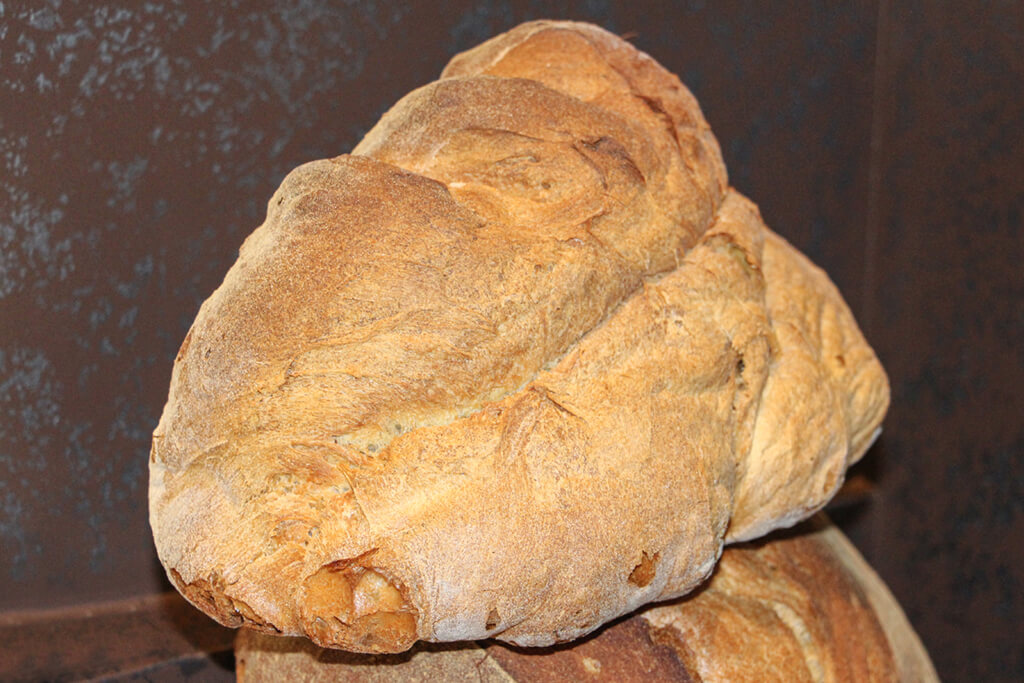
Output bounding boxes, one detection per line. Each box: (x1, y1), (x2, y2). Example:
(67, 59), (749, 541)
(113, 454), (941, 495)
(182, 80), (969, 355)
(234, 517), (937, 682)
(149, 21), (888, 652)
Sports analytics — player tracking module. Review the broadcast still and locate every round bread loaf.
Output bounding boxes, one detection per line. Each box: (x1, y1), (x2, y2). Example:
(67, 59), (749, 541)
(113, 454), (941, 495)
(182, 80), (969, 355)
(150, 21), (889, 652)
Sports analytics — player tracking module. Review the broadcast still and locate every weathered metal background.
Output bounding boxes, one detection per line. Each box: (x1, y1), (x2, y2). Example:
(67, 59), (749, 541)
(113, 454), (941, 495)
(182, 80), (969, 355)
(1, 1), (1020, 680)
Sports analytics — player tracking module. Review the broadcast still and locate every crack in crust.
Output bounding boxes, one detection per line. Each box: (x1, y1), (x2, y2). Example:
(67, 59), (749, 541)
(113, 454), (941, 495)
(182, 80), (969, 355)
(300, 558), (418, 653)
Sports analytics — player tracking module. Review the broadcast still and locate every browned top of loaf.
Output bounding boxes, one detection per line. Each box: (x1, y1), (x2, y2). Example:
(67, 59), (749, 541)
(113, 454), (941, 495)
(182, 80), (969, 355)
(234, 517), (937, 682)
(154, 19), (726, 471)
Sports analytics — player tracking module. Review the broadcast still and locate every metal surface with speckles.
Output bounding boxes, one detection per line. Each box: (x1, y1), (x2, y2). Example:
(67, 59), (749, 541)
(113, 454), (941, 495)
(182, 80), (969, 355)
(1, 2), (1021, 681)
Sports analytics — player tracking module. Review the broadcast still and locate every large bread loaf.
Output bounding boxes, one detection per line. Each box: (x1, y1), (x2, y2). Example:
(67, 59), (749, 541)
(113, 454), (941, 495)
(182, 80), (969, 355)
(149, 21), (889, 652)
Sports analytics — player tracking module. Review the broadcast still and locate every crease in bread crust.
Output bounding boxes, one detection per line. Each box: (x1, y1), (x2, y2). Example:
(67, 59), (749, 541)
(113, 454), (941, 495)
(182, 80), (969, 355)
(149, 20), (888, 653)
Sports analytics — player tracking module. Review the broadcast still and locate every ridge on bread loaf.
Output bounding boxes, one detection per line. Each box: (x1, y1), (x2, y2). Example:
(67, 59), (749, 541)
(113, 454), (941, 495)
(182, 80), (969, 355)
(150, 20), (888, 654)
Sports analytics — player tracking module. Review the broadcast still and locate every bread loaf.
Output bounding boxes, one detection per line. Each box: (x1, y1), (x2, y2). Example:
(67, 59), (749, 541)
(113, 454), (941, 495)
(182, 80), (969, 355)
(149, 20), (889, 653)
(235, 517), (936, 682)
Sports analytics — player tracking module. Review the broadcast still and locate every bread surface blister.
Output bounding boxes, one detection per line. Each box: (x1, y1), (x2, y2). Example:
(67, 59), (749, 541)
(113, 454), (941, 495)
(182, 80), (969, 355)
(149, 20), (889, 653)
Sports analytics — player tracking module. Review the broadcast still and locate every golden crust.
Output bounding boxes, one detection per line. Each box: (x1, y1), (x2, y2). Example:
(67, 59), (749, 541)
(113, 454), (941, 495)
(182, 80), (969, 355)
(234, 518), (936, 682)
(149, 21), (888, 652)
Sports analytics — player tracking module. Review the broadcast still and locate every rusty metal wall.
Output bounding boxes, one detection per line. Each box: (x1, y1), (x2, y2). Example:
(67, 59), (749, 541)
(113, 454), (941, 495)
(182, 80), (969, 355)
(1, 2), (1020, 680)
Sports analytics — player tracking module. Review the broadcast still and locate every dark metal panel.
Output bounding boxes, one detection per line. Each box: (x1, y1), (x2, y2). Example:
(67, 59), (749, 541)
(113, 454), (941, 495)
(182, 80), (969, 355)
(848, 1), (1024, 681)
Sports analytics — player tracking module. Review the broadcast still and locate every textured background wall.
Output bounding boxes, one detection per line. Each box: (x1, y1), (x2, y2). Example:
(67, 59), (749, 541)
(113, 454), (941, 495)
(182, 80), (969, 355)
(1, 1), (1020, 680)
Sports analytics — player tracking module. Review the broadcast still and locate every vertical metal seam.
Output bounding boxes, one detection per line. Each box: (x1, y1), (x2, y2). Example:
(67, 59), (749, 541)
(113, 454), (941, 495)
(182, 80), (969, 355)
(863, 0), (894, 340)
